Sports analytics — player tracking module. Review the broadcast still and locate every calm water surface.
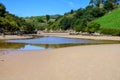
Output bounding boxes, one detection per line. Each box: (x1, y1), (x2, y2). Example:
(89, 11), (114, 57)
(0, 36), (119, 50)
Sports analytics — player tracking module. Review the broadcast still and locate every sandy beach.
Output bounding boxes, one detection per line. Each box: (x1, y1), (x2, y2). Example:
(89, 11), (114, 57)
(0, 33), (120, 80)
(0, 44), (120, 80)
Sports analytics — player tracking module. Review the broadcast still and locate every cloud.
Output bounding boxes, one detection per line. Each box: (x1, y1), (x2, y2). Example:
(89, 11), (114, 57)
(61, 0), (74, 7)
(68, 1), (74, 7)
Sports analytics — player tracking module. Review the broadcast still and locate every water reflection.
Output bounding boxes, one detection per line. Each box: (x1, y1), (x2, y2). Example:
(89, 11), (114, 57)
(0, 41), (25, 49)
(0, 36), (119, 50)
(19, 45), (52, 50)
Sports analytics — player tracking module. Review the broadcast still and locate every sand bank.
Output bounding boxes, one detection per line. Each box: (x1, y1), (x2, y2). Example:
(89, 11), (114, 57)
(40, 33), (120, 41)
(0, 33), (120, 41)
(0, 44), (120, 80)
(0, 35), (32, 40)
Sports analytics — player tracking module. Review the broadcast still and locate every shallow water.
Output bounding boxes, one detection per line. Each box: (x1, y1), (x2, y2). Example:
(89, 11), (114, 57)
(6, 36), (98, 44)
(0, 36), (119, 50)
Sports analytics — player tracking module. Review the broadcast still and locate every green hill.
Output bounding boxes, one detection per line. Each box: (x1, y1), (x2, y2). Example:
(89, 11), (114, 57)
(94, 8), (120, 29)
(49, 12), (75, 30)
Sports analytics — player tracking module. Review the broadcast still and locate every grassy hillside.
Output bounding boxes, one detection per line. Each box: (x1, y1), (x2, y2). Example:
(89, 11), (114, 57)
(94, 8), (120, 29)
(49, 6), (120, 35)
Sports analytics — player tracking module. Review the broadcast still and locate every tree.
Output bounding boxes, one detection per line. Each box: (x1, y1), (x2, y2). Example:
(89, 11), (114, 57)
(86, 22), (100, 34)
(70, 9), (74, 14)
(74, 8), (85, 18)
(0, 3), (6, 17)
(89, 0), (95, 6)
(108, 0), (118, 3)
(46, 14), (50, 22)
(96, 0), (101, 7)
(89, 0), (105, 7)
(0, 17), (7, 30)
(104, 1), (114, 11)
(36, 17), (45, 23)
(60, 17), (72, 30)
(91, 7), (105, 17)
(0, 15), (19, 35)
(74, 19), (87, 32)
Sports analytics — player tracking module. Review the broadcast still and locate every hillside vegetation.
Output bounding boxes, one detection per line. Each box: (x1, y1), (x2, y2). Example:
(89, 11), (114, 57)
(0, 0), (120, 36)
(24, 15), (62, 31)
(49, 0), (120, 36)
(95, 8), (120, 29)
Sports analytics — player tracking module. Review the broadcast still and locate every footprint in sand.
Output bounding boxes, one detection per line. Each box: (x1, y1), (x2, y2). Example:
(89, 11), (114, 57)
(0, 60), (4, 62)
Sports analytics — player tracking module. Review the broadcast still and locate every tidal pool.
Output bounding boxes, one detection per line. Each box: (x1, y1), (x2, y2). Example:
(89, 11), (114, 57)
(0, 36), (120, 50)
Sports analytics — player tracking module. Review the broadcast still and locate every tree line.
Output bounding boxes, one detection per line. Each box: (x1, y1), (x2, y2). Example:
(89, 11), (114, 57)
(0, 2), (60, 35)
(49, 0), (120, 35)
(0, 3), (37, 35)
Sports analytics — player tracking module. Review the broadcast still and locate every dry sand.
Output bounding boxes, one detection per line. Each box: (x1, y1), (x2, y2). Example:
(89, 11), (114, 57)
(40, 33), (120, 41)
(0, 35), (32, 40)
(0, 44), (120, 80)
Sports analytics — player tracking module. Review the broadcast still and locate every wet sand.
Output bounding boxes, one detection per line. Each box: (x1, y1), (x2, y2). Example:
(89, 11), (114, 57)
(0, 44), (120, 80)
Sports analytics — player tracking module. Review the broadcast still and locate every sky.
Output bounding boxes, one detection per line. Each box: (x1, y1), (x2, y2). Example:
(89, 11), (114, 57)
(0, 0), (90, 17)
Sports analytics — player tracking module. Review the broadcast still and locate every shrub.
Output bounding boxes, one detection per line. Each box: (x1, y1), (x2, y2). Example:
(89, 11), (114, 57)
(74, 25), (82, 32)
(100, 28), (120, 36)
(86, 22), (100, 34)
(74, 19), (87, 32)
